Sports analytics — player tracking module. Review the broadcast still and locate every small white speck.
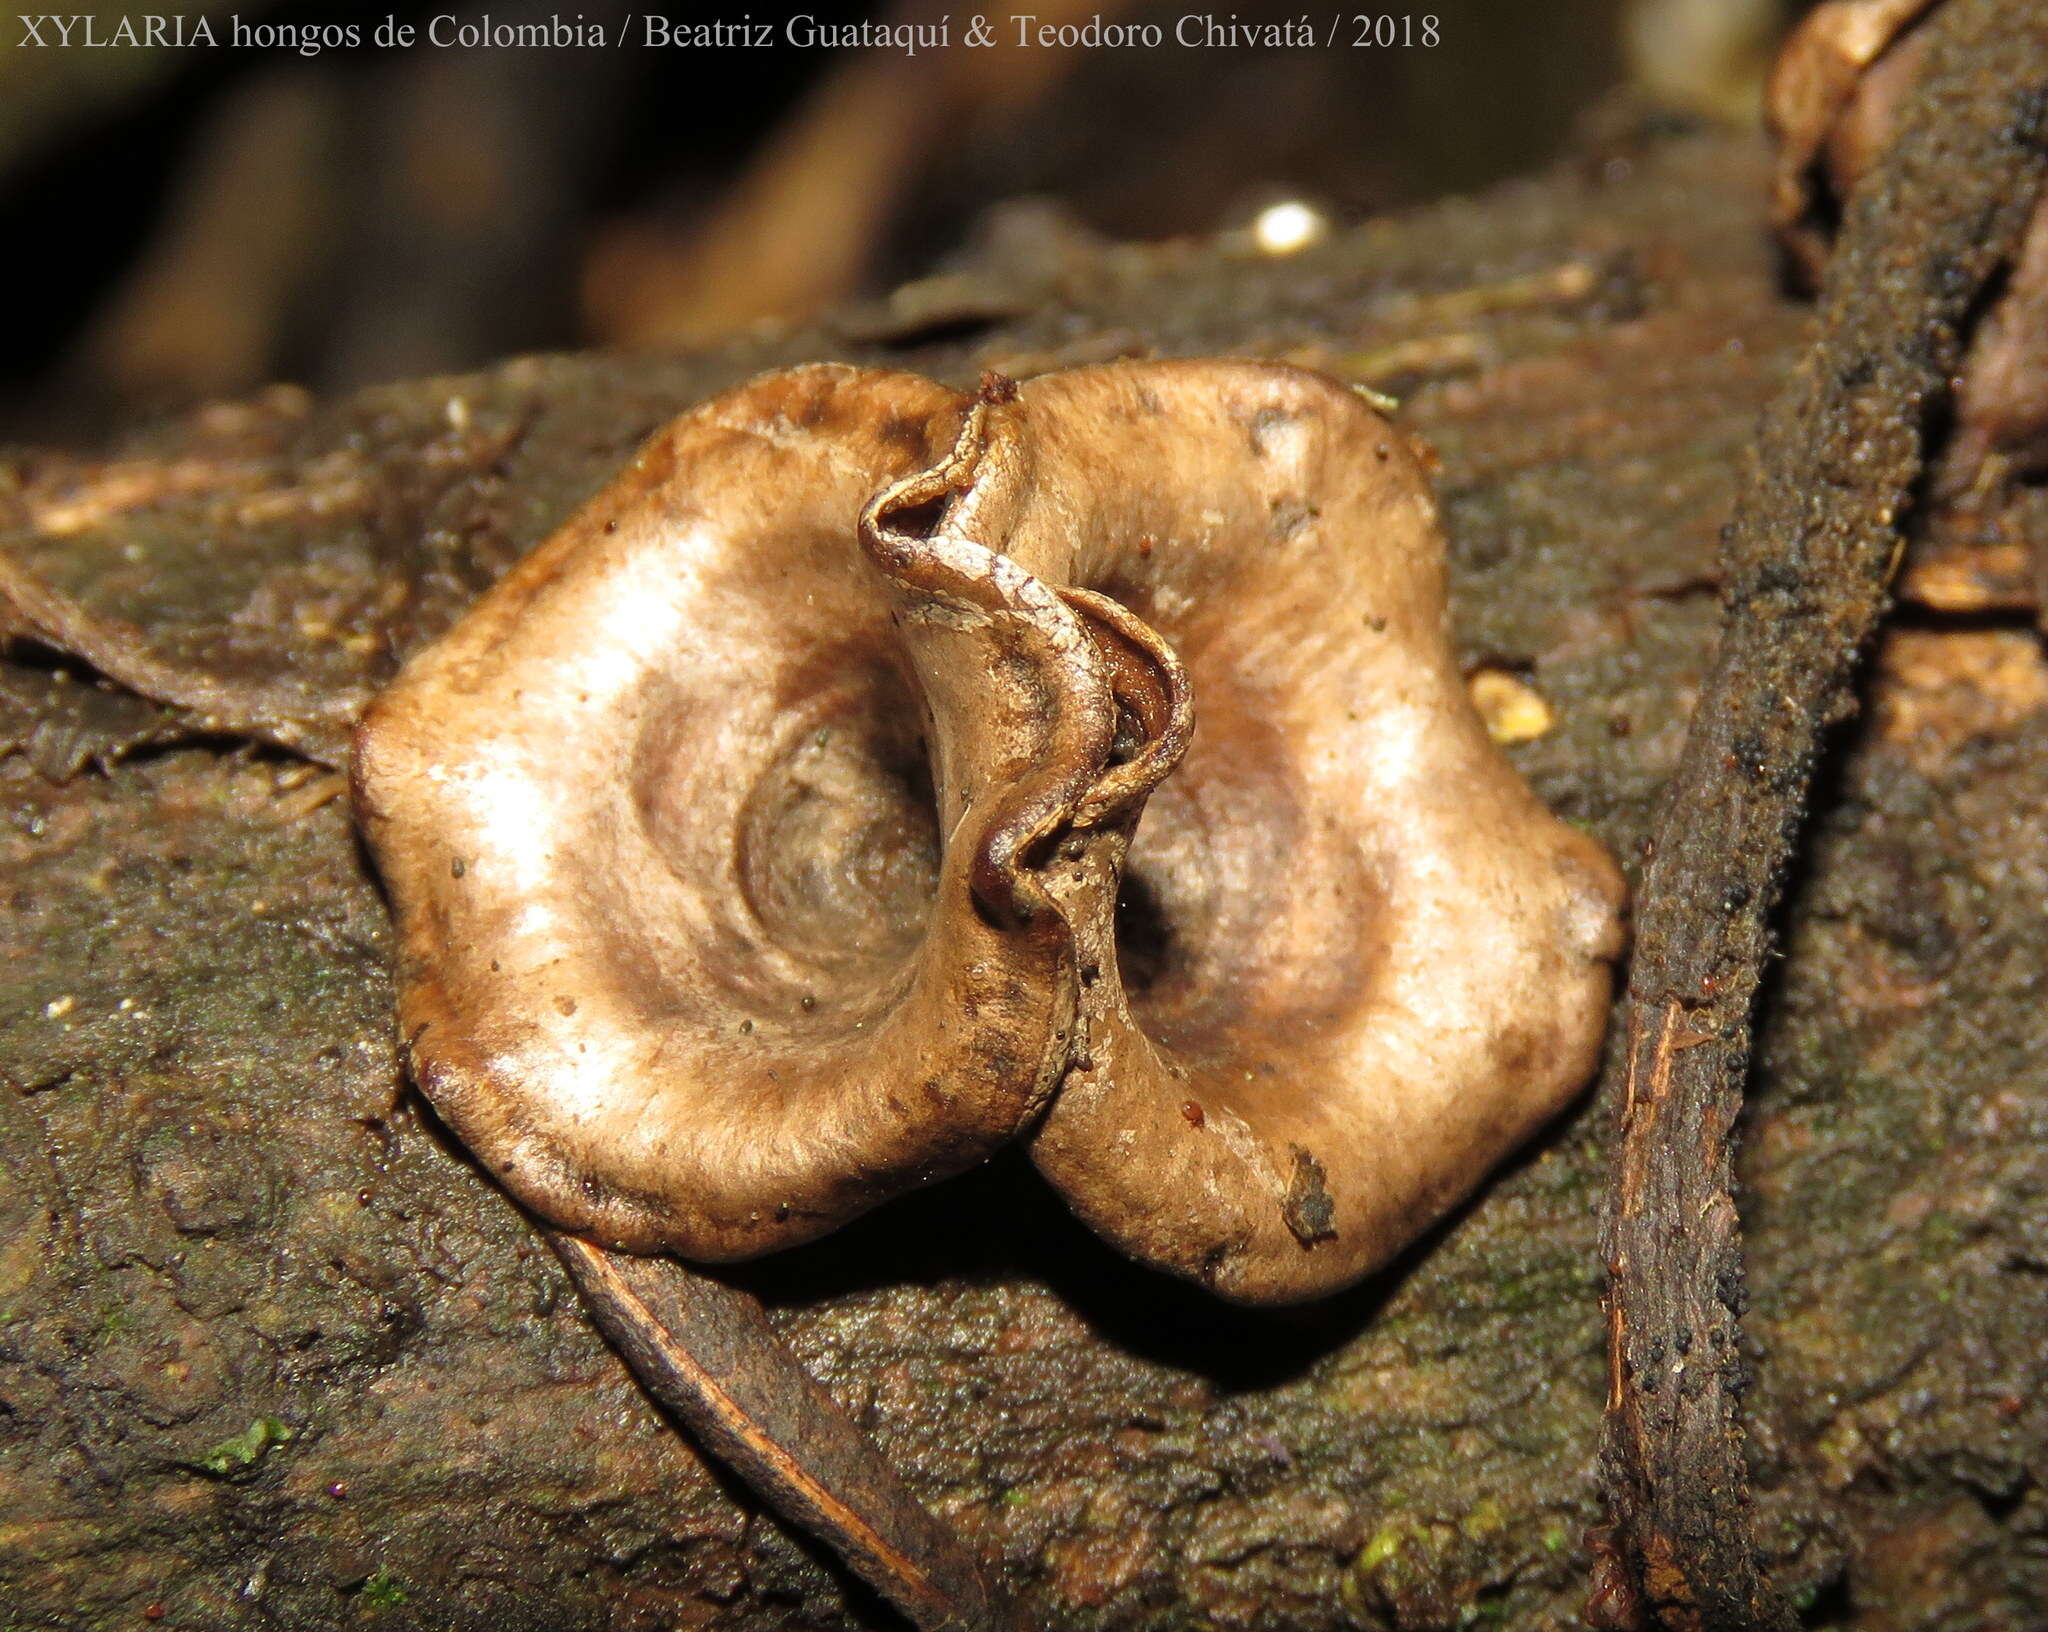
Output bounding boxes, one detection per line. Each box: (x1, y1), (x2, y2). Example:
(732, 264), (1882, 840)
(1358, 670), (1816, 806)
(45, 995), (74, 1019)
(1252, 200), (1327, 256)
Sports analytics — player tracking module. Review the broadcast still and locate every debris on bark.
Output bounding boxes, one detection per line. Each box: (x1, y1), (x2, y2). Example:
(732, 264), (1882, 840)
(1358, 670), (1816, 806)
(4, 117), (2046, 1630)
(1601, 2), (2048, 1627)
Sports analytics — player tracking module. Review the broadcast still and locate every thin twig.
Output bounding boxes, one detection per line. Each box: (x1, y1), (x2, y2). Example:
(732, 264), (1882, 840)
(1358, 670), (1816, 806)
(1598, 2), (2048, 1628)
(550, 1234), (1019, 1632)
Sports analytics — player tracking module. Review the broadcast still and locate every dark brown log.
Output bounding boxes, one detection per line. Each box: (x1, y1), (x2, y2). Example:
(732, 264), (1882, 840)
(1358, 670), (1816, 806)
(1599, 3), (2048, 1628)
(3, 123), (2046, 1631)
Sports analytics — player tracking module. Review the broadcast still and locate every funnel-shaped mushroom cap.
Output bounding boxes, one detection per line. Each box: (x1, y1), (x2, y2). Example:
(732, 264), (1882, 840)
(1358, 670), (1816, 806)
(982, 364), (1626, 1301)
(353, 359), (1626, 1304)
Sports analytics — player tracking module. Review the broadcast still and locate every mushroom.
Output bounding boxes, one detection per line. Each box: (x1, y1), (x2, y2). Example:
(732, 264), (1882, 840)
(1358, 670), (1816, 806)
(352, 358), (1627, 1306)
(1768, 0), (2048, 491)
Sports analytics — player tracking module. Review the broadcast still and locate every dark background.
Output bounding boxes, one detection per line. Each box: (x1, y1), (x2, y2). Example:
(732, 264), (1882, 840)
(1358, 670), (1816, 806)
(0, 0), (1792, 436)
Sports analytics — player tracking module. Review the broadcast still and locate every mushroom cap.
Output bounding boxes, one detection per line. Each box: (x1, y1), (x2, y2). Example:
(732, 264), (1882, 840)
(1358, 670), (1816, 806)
(355, 366), (1093, 1260)
(353, 359), (1627, 1304)
(986, 363), (1625, 1303)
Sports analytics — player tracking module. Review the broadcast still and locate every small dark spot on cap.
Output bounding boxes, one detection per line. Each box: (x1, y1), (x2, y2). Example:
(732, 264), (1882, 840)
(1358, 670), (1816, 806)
(1248, 405), (1294, 457)
(1270, 500), (1315, 541)
(876, 412), (923, 448)
(1180, 1100), (1206, 1128)
(739, 1018), (754, 1034)
(800, 994), (817, 1012)
(1282, 1146), (1337, 1246)
(450, 857), (466, 878)
(603, 518), (618, 534)
(555, 995), (578, 1016)
(979, 369), (1019, 405)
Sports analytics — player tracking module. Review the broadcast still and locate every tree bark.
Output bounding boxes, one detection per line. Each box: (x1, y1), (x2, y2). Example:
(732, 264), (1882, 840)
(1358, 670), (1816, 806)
(2, 124), (2045, 1631)
(1600, 4), (2048, 1629)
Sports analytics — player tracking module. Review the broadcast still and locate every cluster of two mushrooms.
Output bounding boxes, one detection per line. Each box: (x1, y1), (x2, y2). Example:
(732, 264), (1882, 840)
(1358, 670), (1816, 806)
(352, 358), (1628, 1307)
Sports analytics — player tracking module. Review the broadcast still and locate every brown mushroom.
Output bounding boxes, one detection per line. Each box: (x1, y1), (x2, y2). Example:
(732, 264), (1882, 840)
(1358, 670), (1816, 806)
(352, 358), (1627, 1306)
(1768, 0), (2048, 490)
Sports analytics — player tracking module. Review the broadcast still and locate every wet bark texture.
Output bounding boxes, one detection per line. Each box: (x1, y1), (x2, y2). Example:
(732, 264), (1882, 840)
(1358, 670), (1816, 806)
(3, 125), (2046, 1630)
(1601, 4), (2048, 1629)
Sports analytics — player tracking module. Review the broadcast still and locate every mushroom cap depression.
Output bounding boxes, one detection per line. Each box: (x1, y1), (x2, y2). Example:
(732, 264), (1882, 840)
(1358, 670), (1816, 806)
(352, 360), (1627, 1306)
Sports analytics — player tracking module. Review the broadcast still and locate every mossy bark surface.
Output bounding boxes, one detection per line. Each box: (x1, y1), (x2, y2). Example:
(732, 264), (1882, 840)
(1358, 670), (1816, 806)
(2, 128), (2044, 1630)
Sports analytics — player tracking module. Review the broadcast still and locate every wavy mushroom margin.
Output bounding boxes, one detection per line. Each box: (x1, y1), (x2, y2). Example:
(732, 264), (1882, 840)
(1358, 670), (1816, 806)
(350, 359), (1627, 1307)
